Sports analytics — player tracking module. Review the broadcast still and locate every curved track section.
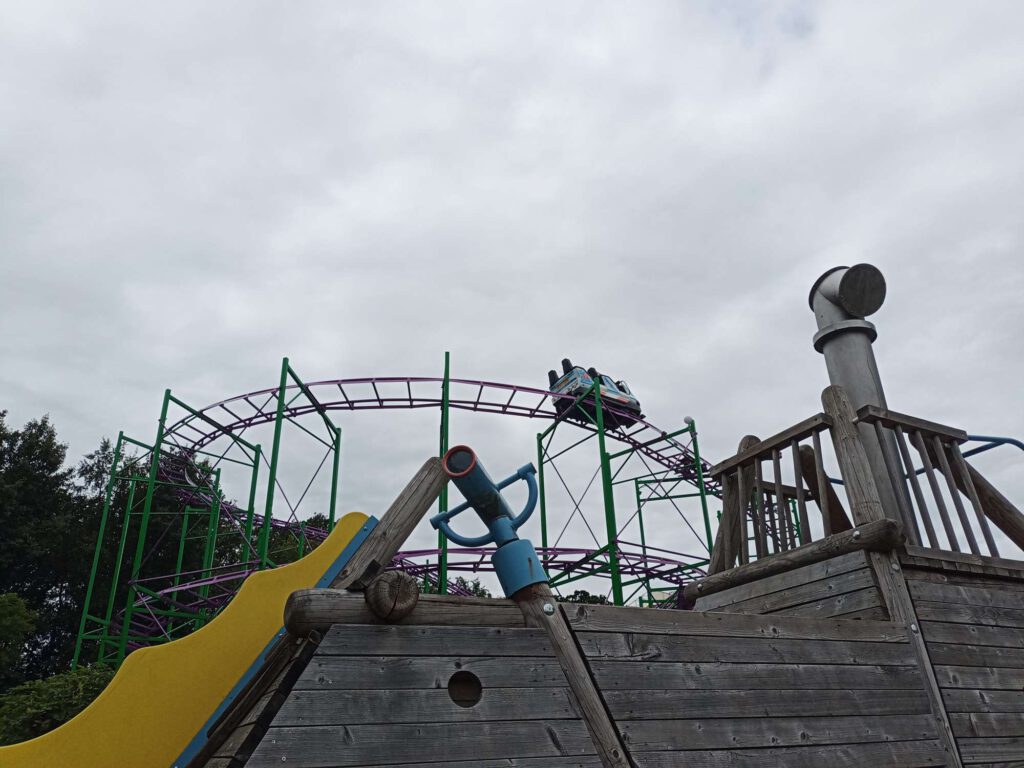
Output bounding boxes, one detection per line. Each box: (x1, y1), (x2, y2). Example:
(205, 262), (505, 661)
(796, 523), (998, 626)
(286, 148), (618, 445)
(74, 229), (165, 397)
(140, 376), (717, 613)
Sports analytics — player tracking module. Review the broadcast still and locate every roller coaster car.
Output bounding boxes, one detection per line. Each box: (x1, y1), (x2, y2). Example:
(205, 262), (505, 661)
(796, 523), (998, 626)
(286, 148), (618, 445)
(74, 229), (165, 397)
(547, 358), (644, 429)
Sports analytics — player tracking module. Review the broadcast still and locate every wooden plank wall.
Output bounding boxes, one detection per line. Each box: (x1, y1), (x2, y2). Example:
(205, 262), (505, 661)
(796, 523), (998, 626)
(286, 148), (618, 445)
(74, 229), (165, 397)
(567, 604), (946, 768)
(694, 550), (888, 620)
(905, 566), (1024, 767)
(246, 624), (601, 768)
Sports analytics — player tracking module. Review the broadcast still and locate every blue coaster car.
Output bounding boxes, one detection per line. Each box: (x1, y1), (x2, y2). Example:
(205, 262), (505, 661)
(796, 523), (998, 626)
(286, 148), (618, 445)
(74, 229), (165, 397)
(547, 358), (643, 429)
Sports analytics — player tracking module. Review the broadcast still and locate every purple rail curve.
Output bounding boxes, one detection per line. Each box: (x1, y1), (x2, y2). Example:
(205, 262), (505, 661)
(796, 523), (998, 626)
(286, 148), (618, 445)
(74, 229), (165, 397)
(114, 376), (716, 635)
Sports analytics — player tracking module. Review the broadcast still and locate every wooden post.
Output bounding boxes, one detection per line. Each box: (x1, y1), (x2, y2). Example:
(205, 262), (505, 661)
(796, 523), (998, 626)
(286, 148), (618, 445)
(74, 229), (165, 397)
(708, 435), (759, 574)
(512, 583), (632, 768)
(798, 443), (852, 534)
(820, 386), (886, 525)
(822, 388), (962, 766)
(330, 457), (447, 589)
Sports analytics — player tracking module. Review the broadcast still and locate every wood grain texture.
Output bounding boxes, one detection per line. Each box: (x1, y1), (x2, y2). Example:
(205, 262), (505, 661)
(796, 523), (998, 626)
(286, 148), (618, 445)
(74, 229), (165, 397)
(629, 740), (947, 768)
(686, 519), (902, 603)
(696, 550), (870, 610)
(576, 632), (914, 665)
(363, 570), (419, 621)
(294, 655), (569, 690)
(602, 687), (930, 719)
(619, 713), (936, 751)
(272, 687), (582, 726)
(821, 385), (887, 525)
(248, 721), (597, 767)
(329, 457), (447, 589)
(513, 583), (631, 768)
(285, 589), (525, 635)
(316, 624), (553, 657)
(565, 603), (908, 641)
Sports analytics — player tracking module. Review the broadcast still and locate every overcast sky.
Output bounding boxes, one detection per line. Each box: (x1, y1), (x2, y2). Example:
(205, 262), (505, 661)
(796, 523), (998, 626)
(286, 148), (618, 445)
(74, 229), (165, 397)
(2, 2), (1023, 591)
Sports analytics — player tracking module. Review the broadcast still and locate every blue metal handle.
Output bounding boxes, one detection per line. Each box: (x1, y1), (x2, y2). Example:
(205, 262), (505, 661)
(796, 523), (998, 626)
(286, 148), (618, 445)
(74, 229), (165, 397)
(430, 456), (538, 548)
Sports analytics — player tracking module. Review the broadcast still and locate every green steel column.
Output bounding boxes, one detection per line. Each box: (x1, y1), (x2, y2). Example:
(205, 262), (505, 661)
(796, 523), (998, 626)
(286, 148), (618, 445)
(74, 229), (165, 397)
(593, 384), (624, 605)
(244, 445), (261, 546)
(101, 479), (137, 662)
(634, 478), (655, 605)
(196, 471), (222, 628)
(260, 358), (290, 569)
(72, 431), (124, 668)
(328, 426), (341, 533)
(436, 351), (450, 594)
(171, 507), (192, 600)
(536, 432), (548, 563)
(118, 390), (171, 663)
(690, 420), (714, 553)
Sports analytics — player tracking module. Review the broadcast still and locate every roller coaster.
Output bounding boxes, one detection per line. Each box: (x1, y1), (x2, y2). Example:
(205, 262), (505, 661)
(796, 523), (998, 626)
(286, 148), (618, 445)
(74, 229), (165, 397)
(73, 354), (719, 667)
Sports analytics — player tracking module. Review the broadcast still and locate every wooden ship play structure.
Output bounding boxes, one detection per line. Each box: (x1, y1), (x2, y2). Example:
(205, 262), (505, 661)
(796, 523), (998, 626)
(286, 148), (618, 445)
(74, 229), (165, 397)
(3, 263), (1024, 767)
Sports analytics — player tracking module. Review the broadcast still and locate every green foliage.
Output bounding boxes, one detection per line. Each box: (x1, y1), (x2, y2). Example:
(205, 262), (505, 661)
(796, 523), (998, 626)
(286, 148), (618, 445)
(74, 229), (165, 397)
(0, 665), (114, 745)
(451, 576), (492, 598)
(0, 594), (37, 689)
(559, 589), (610, 604)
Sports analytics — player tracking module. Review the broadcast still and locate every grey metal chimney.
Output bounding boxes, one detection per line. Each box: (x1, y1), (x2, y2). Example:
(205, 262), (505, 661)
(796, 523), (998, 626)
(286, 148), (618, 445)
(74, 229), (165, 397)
(809, 264), (902, 518)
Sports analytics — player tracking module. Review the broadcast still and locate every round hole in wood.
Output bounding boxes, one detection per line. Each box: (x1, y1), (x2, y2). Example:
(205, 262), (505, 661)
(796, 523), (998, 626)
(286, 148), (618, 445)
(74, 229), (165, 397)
(447, 670), (483, 708)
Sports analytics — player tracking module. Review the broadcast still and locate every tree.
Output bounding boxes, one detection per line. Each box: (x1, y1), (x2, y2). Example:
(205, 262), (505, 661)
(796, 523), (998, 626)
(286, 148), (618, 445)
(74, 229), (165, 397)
(0, 665), (114, 745)
(0, 594), (36, 690)
(451, 576), (492, 598)
(558, 589), (610, 605)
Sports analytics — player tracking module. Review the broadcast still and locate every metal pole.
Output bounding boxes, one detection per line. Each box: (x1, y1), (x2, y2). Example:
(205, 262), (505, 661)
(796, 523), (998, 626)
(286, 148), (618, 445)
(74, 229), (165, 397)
(593, 383), (624, 605)
(260, 358), (289, 569)
(72, 431), (124, 668)
(169, 505), (192, 630)
(244, 445), (261, 545)
(101, 478), (137, 662)
(118, 390), (170, 663)
(437, 351), (450, 593)
(328, 426), (341, 533)
(689, 419), (713, 552)
(536, 431), (548, 563)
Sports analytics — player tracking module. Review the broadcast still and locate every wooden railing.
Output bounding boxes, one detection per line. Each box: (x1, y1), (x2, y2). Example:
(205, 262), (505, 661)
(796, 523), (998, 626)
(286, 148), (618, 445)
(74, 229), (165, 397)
(855, 405), (999, 557)
(705, 385), (1024, 576)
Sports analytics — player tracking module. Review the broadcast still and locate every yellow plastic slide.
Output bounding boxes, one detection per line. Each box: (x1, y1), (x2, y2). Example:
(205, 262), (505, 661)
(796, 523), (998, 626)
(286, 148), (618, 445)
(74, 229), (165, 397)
(0, 512), (373, 768)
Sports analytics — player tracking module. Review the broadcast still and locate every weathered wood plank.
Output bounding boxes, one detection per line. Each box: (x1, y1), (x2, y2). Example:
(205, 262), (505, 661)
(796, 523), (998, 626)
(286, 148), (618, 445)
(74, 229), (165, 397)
(565, 603), (908, 641)
(865, 547), (966, 768)
(915, 601), (1024, 629)
(696, 550), (870, 611)
(249, 721), (597, 767)
(903, 545), (1024, 576)
(943, 688), (1024, 714)
(921, 620), (1024, 649)
(316, 624), (553, 657)
(294, 656), (568, 690)
(770, 585), (884, 619)
(577, 632), (914, 666)
(286, 589), (526, 635)
(588, 661), (923, 690)
(330, 457), (447, 590)
(950, 712), (1024, 739)
(958, 737), (1024, 763)
(273, 687), (580, 726)
(603, 687), (930, 719)
(709, 414), (829, 478)
(715, 568), (877, 616)
(935, 665), (1024, 691)
(855, 404), (969, 443)
(821, 386), (886, 525)
(904, 568), (1024, 591)
(327, 759), (605, 768)
(619, 714), (937, 751)
(513, 583), (631, 768)
(630, 740), (947, 768)
(686, 519), (901, 604)
(909, 579), (1024, 611)
(928, 642), (1024, 669)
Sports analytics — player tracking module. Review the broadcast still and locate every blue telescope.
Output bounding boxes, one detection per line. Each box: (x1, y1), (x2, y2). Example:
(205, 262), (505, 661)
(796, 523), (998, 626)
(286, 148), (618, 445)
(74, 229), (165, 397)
(430, 446), (548, 597)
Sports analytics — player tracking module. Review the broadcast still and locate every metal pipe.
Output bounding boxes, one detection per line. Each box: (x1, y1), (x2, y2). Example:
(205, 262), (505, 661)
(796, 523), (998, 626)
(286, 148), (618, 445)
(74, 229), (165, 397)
(809, 264), (903, 519)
